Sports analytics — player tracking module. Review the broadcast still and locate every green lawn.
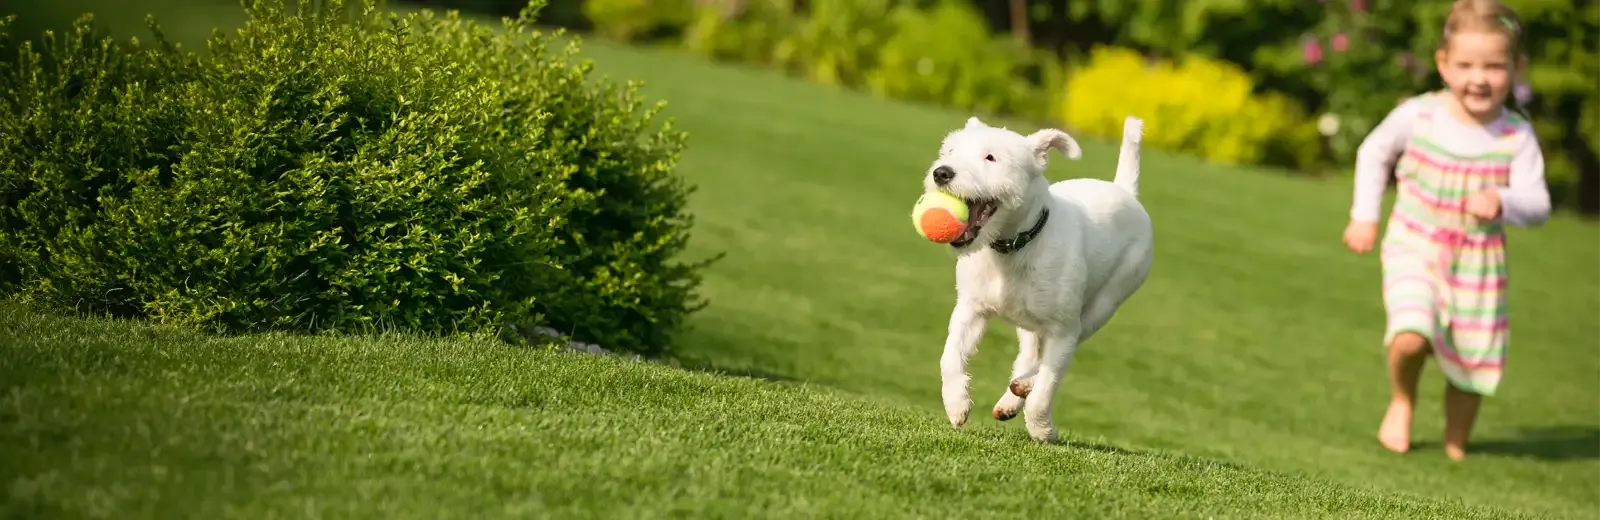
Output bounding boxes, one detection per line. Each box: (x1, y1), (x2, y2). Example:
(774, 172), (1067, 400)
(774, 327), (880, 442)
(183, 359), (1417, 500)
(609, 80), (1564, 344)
(3, 2), (1599, 518)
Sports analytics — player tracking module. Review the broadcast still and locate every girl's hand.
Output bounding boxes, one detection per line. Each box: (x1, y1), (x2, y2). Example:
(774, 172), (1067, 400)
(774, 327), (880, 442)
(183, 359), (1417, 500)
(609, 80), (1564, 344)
(1466, 189), (1503, 220)
(1344, 220), (1379, 254)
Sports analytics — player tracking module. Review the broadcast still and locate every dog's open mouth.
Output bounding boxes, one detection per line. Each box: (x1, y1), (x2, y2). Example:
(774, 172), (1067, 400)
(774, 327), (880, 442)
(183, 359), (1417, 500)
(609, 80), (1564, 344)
(950, 198), (1000, 248)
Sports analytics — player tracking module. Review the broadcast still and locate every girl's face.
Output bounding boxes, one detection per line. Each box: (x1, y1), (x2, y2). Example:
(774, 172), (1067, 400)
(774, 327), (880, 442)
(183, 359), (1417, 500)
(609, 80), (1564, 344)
(1434, 31), (1520, 121)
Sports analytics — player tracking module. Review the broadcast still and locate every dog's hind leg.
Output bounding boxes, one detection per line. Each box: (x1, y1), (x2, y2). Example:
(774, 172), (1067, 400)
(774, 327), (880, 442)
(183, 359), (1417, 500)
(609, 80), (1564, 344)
(1022, 322), (1083, 443)
(993, 327), (1043, 421)
(941, 302), (990, 428)
(1079, 251), (1152, 343)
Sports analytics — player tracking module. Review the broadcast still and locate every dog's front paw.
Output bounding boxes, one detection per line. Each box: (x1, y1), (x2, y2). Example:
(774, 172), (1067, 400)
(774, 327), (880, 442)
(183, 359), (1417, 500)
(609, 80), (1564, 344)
(943, 392), (970, 428)
(944, 397), (971, 428)
(940, 387), (966, 428)
(941, 377), (971, 428)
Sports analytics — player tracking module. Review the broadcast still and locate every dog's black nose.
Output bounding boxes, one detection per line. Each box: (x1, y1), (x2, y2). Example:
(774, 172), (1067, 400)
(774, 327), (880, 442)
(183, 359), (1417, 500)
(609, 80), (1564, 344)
(932, 166), (955, 185)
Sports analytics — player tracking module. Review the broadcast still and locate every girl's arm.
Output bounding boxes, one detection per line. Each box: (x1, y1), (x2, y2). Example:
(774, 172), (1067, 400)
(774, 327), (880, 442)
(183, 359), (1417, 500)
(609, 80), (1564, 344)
(1496, 131), (1551, 227)
(1350, 99), (1421, 223)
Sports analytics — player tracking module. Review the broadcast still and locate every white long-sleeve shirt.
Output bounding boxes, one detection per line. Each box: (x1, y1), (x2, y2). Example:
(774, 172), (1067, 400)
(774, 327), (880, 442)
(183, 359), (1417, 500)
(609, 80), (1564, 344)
(1350, 96), (1551, 227)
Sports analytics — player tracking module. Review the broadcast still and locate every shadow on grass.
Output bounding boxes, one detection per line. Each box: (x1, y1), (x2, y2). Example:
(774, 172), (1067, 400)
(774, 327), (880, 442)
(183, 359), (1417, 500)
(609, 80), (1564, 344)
(1418, 426), (1600, 461)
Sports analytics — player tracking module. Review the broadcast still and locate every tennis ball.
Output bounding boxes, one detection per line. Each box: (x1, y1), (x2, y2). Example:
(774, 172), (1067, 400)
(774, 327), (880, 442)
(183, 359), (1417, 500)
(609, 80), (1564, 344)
(911, 191), (969, 243)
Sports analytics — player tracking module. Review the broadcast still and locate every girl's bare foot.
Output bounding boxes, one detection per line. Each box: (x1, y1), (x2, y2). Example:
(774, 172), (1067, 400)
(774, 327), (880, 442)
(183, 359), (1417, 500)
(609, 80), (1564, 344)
(1443, 383), (1482, 462)
(1380, 332), (1430, 454)
(1378, 399), (1413, 453)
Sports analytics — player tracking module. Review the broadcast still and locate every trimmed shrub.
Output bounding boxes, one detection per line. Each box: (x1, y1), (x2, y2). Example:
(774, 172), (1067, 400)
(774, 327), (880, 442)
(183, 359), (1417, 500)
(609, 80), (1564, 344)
(0, 0), (709, 357)
(1060, 46), (1322, 171)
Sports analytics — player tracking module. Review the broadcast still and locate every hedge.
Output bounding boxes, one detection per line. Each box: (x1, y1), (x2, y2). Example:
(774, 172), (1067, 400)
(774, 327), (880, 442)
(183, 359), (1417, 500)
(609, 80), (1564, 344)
(0, 0), (711, 357)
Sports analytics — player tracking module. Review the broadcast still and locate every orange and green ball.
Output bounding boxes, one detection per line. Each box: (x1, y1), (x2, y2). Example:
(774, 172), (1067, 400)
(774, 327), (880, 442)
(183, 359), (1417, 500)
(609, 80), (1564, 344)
(911, 191), (969, 243)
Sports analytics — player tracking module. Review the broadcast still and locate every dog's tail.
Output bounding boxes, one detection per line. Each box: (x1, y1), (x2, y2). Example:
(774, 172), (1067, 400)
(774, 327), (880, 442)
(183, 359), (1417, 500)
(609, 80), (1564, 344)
(1112, 116), (1144, 197)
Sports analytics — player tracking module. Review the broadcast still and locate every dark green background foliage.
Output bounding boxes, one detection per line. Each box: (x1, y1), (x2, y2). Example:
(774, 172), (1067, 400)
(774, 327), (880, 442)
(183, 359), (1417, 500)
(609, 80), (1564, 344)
(0, 0), (705, 356)
(540, 0), (1599, 214)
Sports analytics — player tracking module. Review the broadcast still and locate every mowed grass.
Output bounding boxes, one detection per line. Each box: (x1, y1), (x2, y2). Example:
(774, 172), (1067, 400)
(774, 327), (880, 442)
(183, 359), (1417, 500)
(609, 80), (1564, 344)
(2, 1), (1599, 518)
(0, 306), (1539, 519)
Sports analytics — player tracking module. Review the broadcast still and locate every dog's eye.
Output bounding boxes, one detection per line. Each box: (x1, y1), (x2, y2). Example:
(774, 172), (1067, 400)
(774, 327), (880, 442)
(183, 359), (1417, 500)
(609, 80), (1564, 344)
(984, 154), (996, 162)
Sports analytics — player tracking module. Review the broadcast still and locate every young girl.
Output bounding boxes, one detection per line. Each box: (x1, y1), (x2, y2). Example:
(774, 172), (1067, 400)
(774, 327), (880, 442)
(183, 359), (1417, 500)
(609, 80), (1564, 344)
(1342, 0), (1551, 461)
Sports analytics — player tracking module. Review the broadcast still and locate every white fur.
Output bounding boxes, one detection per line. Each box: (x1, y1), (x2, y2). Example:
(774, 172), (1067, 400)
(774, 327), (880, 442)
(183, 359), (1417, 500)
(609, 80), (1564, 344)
(923, 116), (1152, 443)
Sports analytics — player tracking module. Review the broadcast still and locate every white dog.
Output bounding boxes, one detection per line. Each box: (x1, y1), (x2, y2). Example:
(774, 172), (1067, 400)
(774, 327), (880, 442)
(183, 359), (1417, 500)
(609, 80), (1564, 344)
(924, 115), (1152, 443)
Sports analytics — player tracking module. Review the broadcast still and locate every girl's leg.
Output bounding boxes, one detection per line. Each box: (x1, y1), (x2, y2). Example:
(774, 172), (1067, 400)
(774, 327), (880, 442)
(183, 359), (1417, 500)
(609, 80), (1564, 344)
(1377, 243), (1439, 454)
(1380, 331), (1431, 453)
(1443, 383), (1483, 461)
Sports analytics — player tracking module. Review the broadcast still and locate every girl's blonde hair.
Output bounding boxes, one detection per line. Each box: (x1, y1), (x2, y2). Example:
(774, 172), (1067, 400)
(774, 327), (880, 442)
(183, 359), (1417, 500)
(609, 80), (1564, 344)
(1441, 0), (1524, 56)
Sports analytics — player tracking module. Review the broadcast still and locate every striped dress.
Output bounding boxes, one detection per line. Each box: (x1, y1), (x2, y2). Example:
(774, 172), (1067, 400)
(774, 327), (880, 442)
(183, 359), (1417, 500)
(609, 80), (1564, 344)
(1350, 91), (1551, 397)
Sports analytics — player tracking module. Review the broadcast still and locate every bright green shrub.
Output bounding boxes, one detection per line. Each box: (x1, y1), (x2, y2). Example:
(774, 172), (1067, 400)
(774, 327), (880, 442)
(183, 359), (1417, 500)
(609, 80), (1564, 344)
(865, 0), (1046, 116)
(0, 0), (708, 356)
(1059, 46), (1321, 170)
(583, 0), (694, 42)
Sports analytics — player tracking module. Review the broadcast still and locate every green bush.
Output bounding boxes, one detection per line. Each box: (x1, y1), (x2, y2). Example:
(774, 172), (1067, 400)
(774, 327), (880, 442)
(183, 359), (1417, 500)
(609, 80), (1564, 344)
(768, 0), (895, 87)
(678, 0), (1051, 118)
(682, 0), (900, 88)
(866, 0), (1047, 116)
(582, 0), (693, 42)
(681, 0), (799, 66)
(1513, 0), (1598, 209)
(0, 0), (709, 357)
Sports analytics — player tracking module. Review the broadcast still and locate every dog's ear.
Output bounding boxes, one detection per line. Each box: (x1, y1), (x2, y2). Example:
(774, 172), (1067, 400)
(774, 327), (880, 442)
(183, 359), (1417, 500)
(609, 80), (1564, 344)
(965, 116), (986, 130)
(1028, 128), (1082, 162)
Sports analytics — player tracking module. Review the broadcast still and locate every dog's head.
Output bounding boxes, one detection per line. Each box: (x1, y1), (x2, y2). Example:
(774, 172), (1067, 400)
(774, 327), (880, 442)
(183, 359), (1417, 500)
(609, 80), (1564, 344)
(923, 116), (1081, 251)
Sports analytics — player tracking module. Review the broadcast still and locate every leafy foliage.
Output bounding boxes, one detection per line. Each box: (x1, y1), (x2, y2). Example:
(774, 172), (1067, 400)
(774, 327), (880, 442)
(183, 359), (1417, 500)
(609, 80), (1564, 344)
(1510, 0), (1599, 207)
(303, 0), (1600, 212)
(678, 0), (792, 64)
(0, 0), (709, 356)
(582, 0), (692, 42)
(1225, 0), (1594, 206)
(866, 0), (1048, 116)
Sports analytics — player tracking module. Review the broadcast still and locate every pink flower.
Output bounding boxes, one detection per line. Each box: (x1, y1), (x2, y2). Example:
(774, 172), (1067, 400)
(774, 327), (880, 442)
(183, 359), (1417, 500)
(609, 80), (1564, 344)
(1514, 82), (1534, 105)
(1332, 33), (1349, 52)
(1302, 37), (1324, 64)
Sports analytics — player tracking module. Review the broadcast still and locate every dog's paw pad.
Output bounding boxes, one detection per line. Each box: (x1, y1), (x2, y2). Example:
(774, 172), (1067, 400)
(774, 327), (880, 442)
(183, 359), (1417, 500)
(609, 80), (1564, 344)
(992, 407), (1017, 421)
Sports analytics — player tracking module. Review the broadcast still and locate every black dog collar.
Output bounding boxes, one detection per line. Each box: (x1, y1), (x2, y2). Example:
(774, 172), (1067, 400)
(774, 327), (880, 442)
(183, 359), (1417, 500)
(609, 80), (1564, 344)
(991, 208), (1048, 255)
